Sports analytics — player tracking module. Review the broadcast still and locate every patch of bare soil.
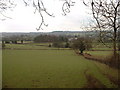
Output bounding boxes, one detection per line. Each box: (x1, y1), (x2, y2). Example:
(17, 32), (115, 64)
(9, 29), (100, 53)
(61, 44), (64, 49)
(84, 69), (106, 88)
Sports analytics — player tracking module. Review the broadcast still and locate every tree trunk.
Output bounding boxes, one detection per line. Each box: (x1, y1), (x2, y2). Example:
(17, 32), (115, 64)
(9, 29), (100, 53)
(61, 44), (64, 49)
(113, 39), (117, 60)
(113, 28), (117, 60)
(80, 50), (83, 54)
(113, 5), (118, 60)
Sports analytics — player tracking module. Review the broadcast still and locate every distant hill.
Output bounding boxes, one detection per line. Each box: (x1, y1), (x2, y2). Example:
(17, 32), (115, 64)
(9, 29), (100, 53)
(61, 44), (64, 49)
(1, 31), (99, 41)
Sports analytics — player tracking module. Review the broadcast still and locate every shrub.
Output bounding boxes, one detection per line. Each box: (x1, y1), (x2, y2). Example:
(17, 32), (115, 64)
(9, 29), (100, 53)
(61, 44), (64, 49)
(12, 40), (17, 44)
(48, 44), (52, 47)
(52, 42), (64, 48)
(65, 42), (70, 48)
(72, 38), (92, 54)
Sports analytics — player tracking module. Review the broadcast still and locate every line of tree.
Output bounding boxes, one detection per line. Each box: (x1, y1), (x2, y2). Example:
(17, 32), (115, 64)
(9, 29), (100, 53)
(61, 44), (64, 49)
(34, 35), (68, 43)
(52, 42), (70, 48)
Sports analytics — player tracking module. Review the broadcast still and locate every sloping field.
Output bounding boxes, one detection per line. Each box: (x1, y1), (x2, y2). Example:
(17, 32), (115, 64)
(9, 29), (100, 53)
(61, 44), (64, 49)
(2, 50), (118, 88)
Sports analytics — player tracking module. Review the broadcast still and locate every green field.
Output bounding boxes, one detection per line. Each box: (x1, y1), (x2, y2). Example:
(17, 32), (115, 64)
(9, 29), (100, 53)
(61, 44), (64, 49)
(85, 51), (113, 58)
(5, 43), (53, 50)
(4, 43), (70, 50)
(2, 49), (118, 88)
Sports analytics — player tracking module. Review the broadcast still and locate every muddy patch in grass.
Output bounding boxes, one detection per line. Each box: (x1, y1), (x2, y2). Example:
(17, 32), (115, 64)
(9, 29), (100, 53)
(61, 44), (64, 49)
(84, 70), (106, 88)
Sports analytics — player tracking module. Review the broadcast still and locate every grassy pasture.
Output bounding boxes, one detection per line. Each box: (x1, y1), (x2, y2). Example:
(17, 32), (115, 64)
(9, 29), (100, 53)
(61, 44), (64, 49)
(85, 51), (113, 58)
(92, 42), (120, 51)
(4, 42), (118, 51)
(5, 43), (50, 49)
(85, 51), (120, 61)
(92, 42), (113, 48)
(92, 42), (112, 51)
(2, 49), (118, 88)
(4, 43), (70, 50)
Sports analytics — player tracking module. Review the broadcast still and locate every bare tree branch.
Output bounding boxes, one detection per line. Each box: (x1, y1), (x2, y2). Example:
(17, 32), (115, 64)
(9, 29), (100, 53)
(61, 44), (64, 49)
(61, 0), (75, 16)
(23, 0), (54, 30)
(0, 0), (16, 20)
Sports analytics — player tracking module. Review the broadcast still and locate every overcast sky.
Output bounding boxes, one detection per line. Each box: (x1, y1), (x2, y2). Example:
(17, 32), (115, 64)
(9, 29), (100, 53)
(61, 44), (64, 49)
(0, 0), (92, 32)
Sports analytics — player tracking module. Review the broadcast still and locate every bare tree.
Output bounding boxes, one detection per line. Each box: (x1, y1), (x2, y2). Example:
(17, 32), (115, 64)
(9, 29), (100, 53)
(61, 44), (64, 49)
(23, 0), (75, 30)
(84, 0), (120, 60)
(22, 0), (55, 30)
(72, 37), (92, 54)
(0, 0), (16, 20)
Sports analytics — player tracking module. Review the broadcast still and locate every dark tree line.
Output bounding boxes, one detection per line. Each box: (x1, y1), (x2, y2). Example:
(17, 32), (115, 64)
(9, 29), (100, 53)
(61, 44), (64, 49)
(34, 35), (68, 43)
